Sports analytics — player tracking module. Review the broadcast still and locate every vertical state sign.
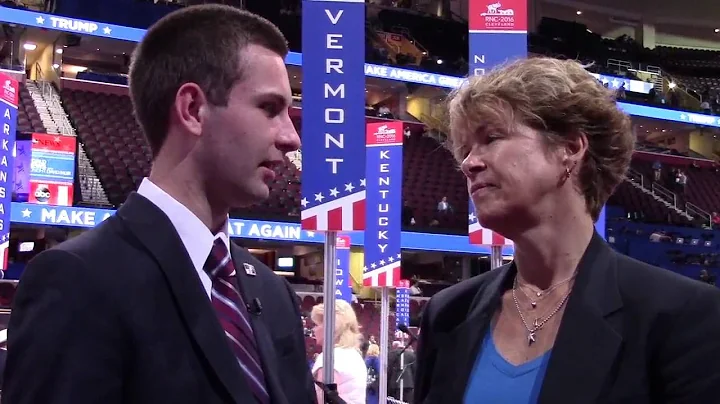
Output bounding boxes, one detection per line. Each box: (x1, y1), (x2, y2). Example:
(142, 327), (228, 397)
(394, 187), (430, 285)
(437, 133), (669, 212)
(395, 279), (410, 330)
(363, 122), (402, 287)
(468, 0), (527, 76)
(335, 235), (352, 302)
(468, 0), (526, 245)
(0, 73), (18, 271)
(300, 0), (366, 231)
(468, 205), (514, 246)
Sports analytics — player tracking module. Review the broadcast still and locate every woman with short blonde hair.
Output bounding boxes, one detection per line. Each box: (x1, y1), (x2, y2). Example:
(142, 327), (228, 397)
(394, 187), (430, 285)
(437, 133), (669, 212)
(413, 57), (720, 403)
(311, 300), (366, 404)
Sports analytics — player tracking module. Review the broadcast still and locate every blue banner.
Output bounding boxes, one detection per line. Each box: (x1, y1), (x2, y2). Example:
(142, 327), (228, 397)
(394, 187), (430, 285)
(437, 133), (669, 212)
(300, 0), (366, 232)
(0, 74), (18, 271)
(9, 202), (514, 255)
(395, 280), (410, 330)
(0, 7), (145, 42)
(363, 122), (403, 287)
(468, 33), (527, 76)
(335, 235), (352, 302)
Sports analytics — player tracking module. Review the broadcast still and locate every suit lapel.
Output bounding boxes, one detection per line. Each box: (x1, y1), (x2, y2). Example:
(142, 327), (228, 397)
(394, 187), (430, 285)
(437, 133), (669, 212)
(116, 193), (249, 404)
(230, 244), (289, 404)
(538, 233), (624, 404)
(433, 265), (512, 402)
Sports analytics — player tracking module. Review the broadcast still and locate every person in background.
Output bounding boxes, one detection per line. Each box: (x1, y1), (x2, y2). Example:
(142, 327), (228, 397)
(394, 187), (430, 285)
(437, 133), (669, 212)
(311, 300), (366, 404)
(365, 344), (380, 404)
(436, 196), (452, 214)
(413, 57), (720, 403)
(3, 5), (314, 404)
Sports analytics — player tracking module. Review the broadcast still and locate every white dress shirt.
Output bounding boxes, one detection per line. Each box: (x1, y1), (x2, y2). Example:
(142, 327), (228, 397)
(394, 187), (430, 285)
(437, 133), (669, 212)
(137, 178), (230, 299)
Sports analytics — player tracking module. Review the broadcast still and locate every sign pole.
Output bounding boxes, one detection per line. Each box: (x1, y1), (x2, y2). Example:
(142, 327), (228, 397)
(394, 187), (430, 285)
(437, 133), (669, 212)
(379, 287), (390, 403)
(491, 245), (503, 269)
(321, 231), (338, 400)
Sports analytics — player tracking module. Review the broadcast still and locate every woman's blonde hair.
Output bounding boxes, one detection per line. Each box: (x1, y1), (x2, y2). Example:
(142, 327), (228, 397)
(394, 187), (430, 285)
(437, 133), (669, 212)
(446, 57), (634, 220)
(366, 343), (380, 357)
(311, 300), (362, 349)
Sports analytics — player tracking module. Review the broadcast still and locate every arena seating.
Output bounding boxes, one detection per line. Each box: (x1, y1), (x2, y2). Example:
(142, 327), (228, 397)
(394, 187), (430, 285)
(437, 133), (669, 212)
(17, 83), (46, 134)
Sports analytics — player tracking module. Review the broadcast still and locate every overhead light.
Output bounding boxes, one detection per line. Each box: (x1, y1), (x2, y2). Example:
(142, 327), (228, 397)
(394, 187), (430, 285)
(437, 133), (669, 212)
(715, 28), (719, 33)
(55, 48), (63, 54)
(576, 10), (582, 15)
(23, 43), (37, 51)
(436, 59), (443, 64)
(52, 63), (59, 69)
(96, 48), (100, 51)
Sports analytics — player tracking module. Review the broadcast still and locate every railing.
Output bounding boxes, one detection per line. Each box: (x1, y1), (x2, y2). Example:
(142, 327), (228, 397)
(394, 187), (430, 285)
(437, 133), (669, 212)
(607, 58), (633, 76)
(403, 30), (428, 57)
(651, 183), (677, 208)
(34, 62), (43, 80)
(39, 79), (53, 99)
(645, 65), (662, 75)
(625, 168), (644, 188)
(686, 202), (711, 226)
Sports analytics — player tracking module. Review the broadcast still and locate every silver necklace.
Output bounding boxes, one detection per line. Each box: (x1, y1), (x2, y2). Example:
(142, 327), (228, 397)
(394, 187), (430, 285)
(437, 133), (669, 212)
(516, 273), (576, 309)
(512, 276), (572, 346)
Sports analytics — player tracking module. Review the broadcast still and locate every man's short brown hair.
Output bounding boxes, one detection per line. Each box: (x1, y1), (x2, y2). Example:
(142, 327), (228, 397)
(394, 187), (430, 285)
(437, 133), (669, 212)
(447, 57), (634, 220)
(129, 4), (289, 156)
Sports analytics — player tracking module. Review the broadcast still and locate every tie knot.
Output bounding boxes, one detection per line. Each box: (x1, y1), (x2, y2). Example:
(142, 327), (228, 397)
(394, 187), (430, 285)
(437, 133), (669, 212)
(204, 238), (234, 278)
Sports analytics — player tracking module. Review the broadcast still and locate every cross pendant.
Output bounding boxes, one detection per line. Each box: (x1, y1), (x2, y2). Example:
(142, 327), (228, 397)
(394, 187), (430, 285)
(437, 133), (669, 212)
(528, 331), (536, 345)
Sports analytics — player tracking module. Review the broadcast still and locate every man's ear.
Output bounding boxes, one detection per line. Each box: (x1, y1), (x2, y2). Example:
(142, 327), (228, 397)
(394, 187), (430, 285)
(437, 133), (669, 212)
(171, 83), (208, 138)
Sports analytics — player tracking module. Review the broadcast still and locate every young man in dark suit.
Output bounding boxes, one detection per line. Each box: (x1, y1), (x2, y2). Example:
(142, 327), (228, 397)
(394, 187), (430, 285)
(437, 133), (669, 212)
(2, 5), (315, 404)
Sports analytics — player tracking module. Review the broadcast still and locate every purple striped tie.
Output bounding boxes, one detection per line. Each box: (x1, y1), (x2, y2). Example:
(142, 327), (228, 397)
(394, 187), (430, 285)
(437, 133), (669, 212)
(204, 238), (269, 404)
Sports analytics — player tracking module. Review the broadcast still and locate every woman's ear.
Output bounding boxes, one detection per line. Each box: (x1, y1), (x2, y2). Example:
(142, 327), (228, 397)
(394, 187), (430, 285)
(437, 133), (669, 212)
(563, 132), (589, 166)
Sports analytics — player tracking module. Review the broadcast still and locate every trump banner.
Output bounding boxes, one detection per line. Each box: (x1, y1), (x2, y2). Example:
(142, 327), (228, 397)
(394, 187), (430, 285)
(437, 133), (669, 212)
(395, 279), (410, 330)
(468, 0), (527, 76)
(300, 0), (366, 231)
(0, 73), (18, 271)
(363, 122), (403, 287)
(335, 235), (352, 302)
(29, 133), (76, 206)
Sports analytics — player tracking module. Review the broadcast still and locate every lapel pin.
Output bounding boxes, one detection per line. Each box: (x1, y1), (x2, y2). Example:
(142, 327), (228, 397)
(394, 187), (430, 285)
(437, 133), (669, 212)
(243, 263), (256, 276)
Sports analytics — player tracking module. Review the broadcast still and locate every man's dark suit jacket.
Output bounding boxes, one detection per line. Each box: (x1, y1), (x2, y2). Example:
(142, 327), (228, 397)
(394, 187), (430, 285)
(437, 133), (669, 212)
(414, 232), (720, 404)
(2, 193), (317, 404)
(388, 348), (415, 393)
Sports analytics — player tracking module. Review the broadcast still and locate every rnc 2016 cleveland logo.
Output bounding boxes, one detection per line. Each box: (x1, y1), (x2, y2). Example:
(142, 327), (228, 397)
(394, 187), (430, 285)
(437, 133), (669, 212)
(470, 0), (527, 32)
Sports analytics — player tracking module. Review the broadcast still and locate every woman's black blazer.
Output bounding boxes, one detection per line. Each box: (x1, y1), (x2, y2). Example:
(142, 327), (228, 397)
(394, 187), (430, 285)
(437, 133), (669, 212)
(413, 233), (720, 404)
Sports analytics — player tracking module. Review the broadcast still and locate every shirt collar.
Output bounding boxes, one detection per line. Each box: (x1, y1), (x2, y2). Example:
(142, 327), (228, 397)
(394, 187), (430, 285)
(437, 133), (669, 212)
(137, 178), (230, 271)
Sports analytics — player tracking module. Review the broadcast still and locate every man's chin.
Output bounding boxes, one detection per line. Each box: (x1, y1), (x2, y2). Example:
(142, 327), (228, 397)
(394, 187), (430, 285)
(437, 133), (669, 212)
(229, 185), (270, 209)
